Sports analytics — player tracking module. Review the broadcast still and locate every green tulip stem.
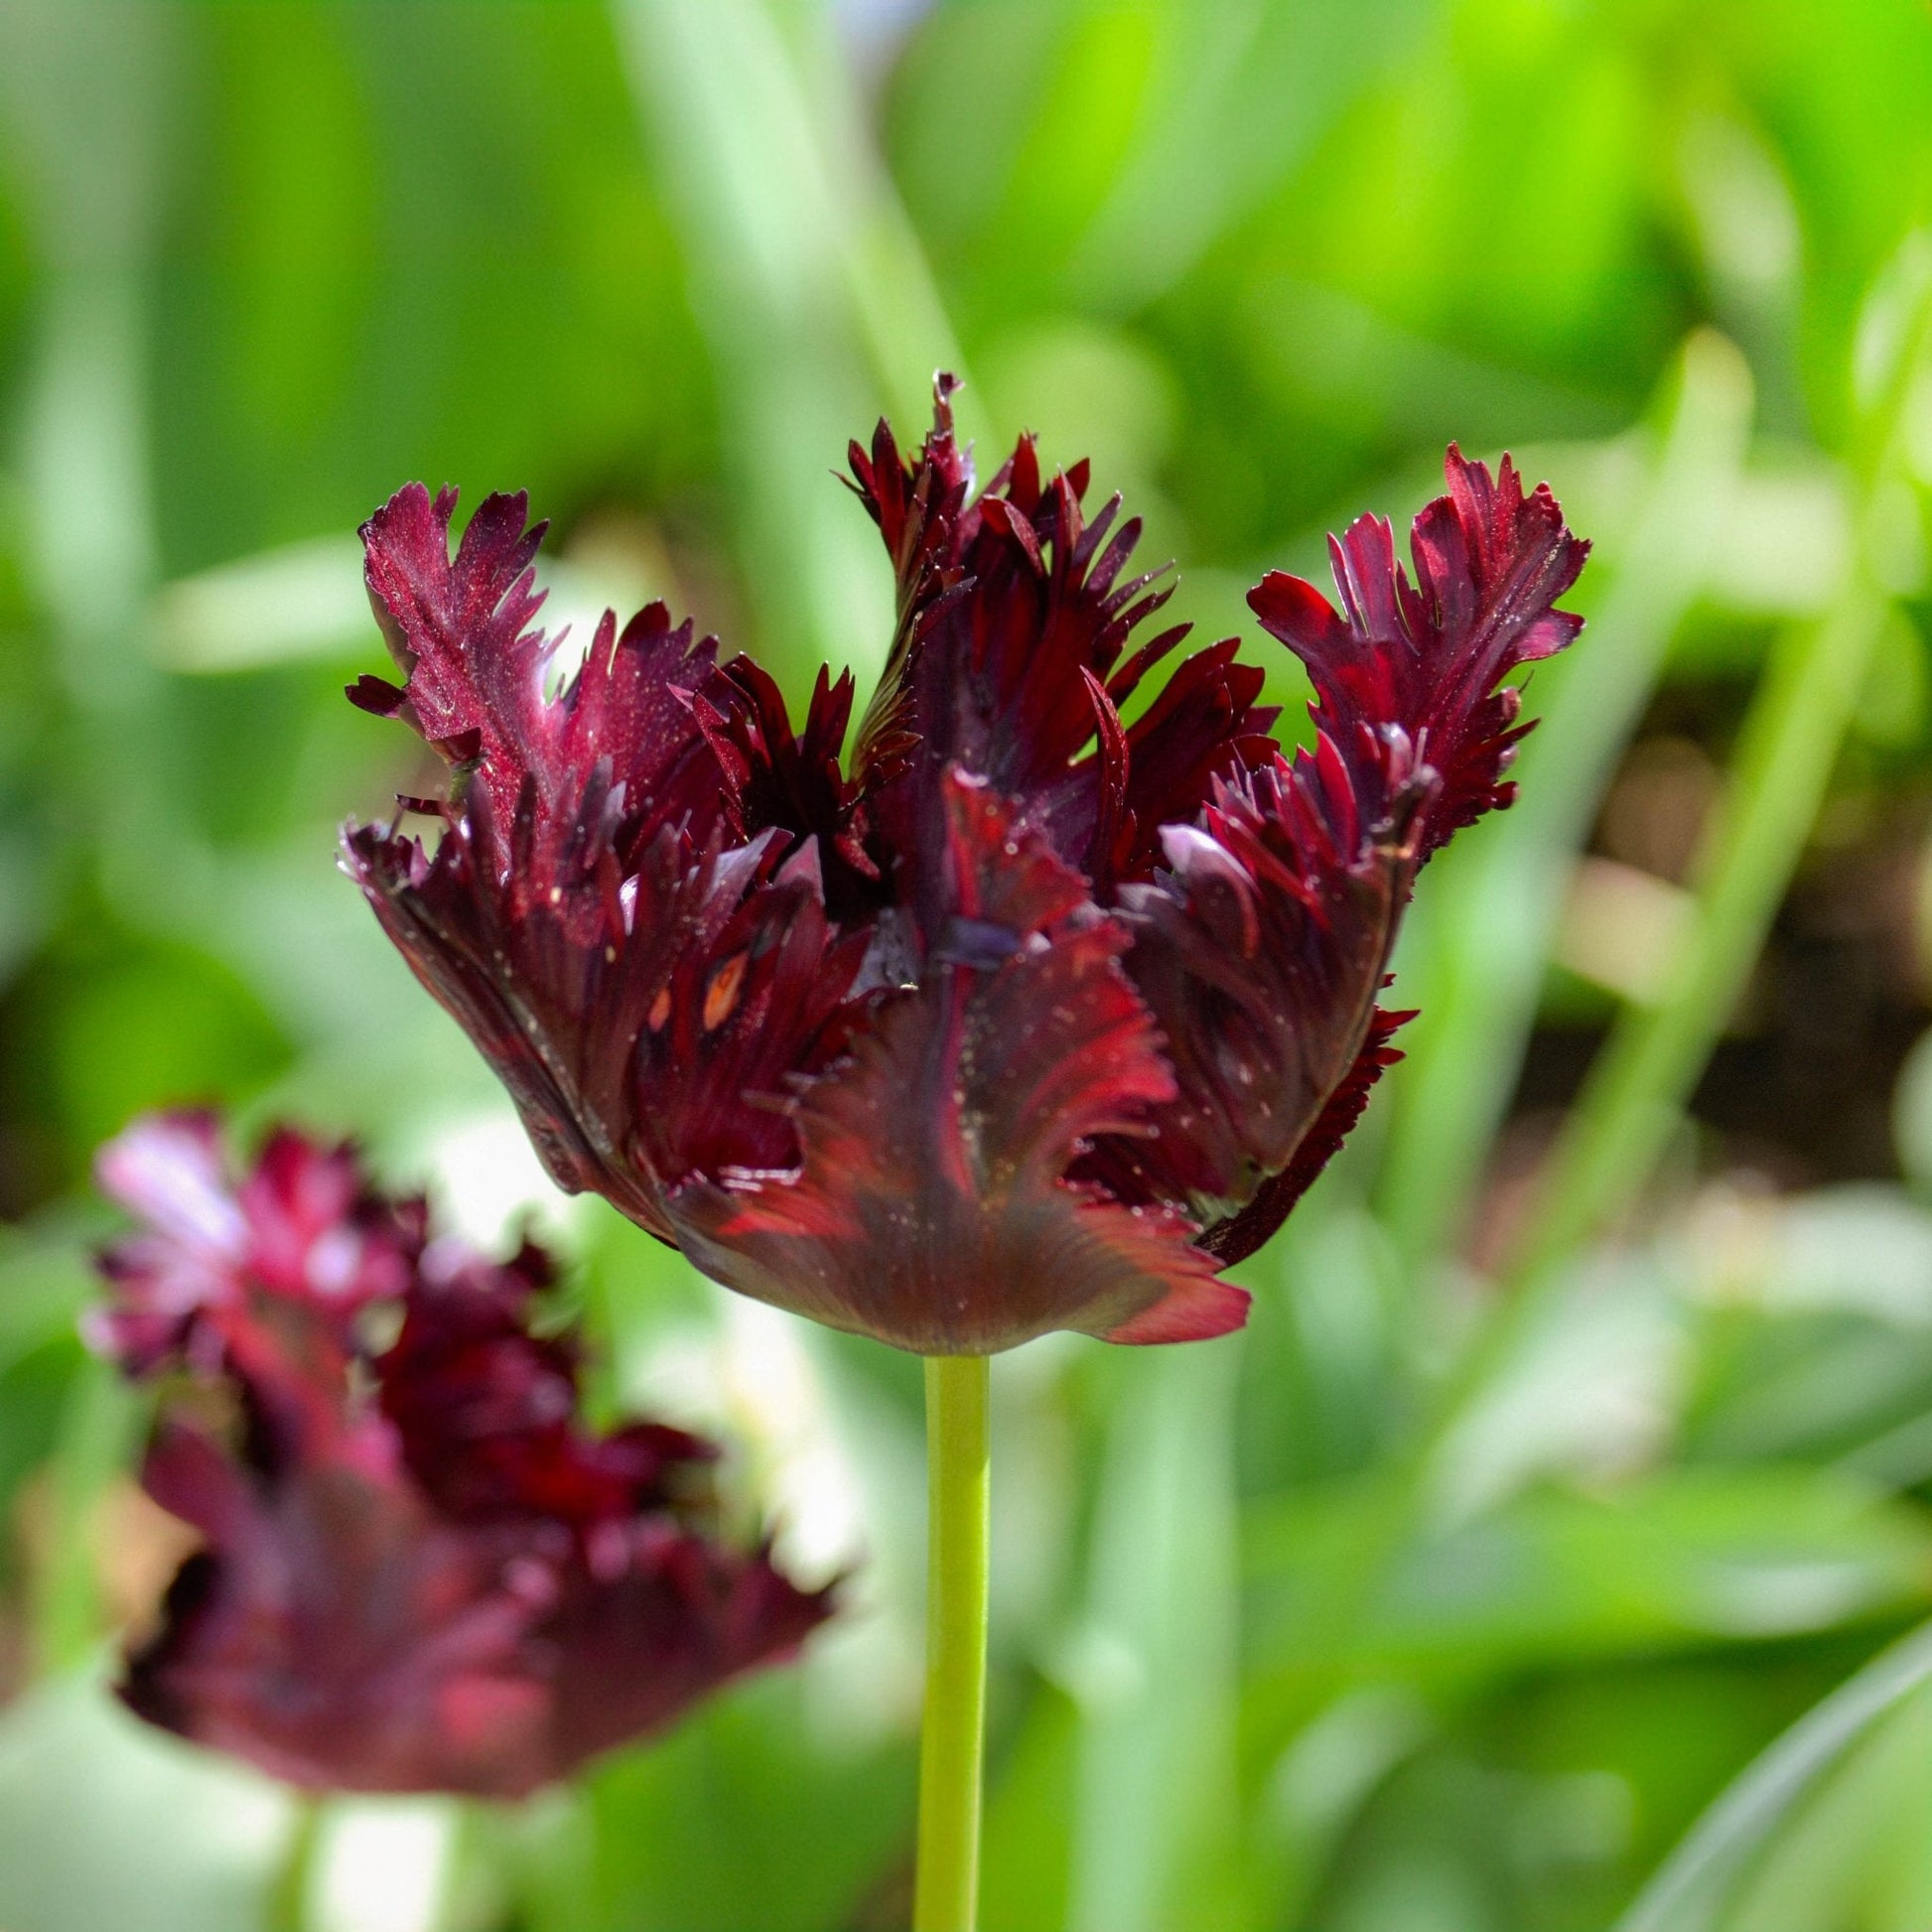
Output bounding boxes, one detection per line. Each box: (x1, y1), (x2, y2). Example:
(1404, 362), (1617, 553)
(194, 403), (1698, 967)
(267, 1795), (324, 1932)
(914, 1352), (991, 1932)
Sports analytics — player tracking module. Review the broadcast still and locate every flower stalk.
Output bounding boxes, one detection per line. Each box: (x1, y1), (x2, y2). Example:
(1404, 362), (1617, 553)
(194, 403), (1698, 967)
(267, 1796), (322, 1932)
(915, 1354), (991, 1932)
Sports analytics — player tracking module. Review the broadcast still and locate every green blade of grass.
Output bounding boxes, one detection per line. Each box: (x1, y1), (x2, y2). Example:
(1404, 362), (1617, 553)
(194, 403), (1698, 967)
(1612, 1616), (1932, 1932)
(611, 0), (979, 681)
(1422, 237), (1932, 1474)
(30, 1354), (138, 1674)
(1508, 574), (1888, 1281)
(1066, 1342), (1244, 1932)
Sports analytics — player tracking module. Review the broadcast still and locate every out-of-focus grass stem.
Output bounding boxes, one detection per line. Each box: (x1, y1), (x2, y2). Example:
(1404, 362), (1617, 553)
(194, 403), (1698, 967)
(1378, 331), (1755, 1272)
(0, 0), (176, 1673)
(1508, 575), (1888, 1281)
(612, 0), (981, 684)
(265, 1797), (324, 1932)
(1468, 245), (1932, 1404)
(30, 1355), (136, 1673)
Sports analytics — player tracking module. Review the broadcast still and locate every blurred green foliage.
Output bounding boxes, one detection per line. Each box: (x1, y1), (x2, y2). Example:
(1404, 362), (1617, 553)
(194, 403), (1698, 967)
(4, 1), (1932, 1928)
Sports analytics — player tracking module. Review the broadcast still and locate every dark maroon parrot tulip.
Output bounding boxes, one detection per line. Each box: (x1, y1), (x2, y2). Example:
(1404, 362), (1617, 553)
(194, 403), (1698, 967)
(344, 380), (1587, 1356)
(92, 1112), (829, 1800)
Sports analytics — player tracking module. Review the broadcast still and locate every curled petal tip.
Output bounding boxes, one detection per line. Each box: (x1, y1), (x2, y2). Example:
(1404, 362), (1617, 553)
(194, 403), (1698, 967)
(1106, 1276), (1251, 1345)
(1249, 444), (1586, 863)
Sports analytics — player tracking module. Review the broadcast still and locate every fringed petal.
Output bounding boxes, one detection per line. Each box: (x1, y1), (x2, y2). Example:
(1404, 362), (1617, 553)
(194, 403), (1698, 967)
(1247, 446), (1588, 865)
(379, 1240), (715, 1531)
(343, 789), (866, 1243)
(1094, 449), (1586, 1240)
(358, 484), (739, 865)
(698, 655), (882, 913)
(668, 771), (1244, 1354)
(92, 1111), (418, 1373)
(1087, 757), (1424, 1223)
(846, 379), (1277, 898)
(1196, 1005), (1412, 1264)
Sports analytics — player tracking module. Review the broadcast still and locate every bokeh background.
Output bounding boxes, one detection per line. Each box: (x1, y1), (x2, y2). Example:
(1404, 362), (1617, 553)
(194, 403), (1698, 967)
(3, 1), (1932, 1927)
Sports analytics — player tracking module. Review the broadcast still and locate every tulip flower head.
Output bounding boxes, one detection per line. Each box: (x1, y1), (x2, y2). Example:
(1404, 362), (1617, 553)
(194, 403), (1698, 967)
(91, 1112), (828, 1799)
(345, 382), (1587, 1355)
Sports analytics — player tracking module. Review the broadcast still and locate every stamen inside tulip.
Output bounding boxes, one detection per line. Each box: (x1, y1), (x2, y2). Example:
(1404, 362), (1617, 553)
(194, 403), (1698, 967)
(703, 952), (749, 1030)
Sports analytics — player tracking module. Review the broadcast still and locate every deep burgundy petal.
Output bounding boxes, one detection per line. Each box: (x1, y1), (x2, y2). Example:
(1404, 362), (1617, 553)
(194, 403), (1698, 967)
(343, 809), (670, 1231)
(350, 487), (873, 1242)
(122, 1416), (560, 1798)
(1104, 636), (1280, 891)
(359, 485), (739, 864)
(362, 483), (878, 884)
(343, 810), (867, 1242)
(699, 656), (883, 914)
(1247, 446), (1588, 866)
(1080, 755), (1420, 1224)
(545, 1523), (832, 1772)
(669, 770), (1247, 1354)
(847, 379), (1277, 897)
(1091, 450), (1586, 1235)
(122, 1412), (826, 1799)
(1196, 1005), (1411, 1265)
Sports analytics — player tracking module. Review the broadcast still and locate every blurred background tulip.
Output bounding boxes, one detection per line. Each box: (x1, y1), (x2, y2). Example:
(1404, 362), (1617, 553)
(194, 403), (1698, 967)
(90, 1112), (829, 1804)
(4, 2), (1932, 1929)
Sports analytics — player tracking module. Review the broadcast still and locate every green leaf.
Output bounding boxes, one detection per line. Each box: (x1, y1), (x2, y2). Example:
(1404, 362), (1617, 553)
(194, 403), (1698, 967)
(1062, 1341), (1245, 1932)
(1613, 1616), (1932, 1932)
(1247, 1466), (1932, 1686)
(1377, 330), (1755, 1274)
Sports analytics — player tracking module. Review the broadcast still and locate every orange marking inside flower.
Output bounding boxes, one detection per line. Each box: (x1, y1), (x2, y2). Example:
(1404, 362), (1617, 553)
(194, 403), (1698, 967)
(702, 953), (748, 1032)
(647, 987), (672, 1033)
